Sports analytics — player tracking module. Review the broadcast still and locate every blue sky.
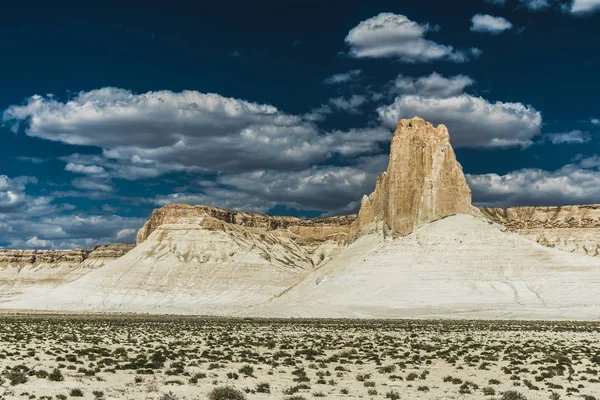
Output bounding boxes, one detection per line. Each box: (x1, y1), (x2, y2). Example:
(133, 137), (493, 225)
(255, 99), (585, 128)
(1, 0), (599, 248)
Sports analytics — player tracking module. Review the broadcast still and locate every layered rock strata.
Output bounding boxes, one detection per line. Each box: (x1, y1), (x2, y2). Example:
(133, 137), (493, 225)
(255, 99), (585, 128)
(0, 244), (135, 269)
(137, 204), (356, 246)
(481, 205), (600, 256)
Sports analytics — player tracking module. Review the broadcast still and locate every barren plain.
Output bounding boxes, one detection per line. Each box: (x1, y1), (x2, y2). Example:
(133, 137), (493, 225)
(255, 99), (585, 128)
(1, 315), (600, 400)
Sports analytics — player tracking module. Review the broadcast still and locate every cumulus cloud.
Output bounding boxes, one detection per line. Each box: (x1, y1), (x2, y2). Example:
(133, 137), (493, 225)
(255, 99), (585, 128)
(324, 69), (362, 85)
(152, 154), (388, 216)
(543, 130), (590, 144)
(65, 163), (106, 175)
(568, 0), (600, 14)
(592, 118), (600, 125)
(3, 88), (392, 180)
(4, 214), (145, 249)
(392, 73), (474, 98)
(378, 78), (542, 148)
(2, 88), (327, 172)
(345, 13), (476, 62)
(328, 95), (368, 114)
(219, 155), (388, 213)
(519, 0), (551, 10)
(0, 175), (44, 214)
(468, 156), (600, 207)
(471, 14), (513, 34)
(0, 175), (143, 248)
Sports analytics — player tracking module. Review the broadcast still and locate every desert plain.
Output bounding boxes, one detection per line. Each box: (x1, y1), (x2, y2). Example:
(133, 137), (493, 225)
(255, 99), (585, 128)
(2, 315), (600, 400)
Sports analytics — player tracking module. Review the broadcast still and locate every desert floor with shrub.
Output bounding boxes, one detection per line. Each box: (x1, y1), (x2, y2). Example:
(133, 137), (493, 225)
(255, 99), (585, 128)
(0, 315), (599, 400)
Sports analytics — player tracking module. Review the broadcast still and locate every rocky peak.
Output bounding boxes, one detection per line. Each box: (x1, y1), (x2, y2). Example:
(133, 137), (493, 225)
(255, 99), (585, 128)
(354, 116), (473, 237)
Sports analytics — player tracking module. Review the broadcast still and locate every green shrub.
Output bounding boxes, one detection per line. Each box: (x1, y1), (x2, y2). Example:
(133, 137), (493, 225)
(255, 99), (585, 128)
(207, 386), (246, 400)
(386, 390), (400, 400)
(483, 387), (496, 396)
(48, 368), (64, 382)
(501, 391), (527, 400)
(69, 388), (84, 397)
(256, 382), (270, 393)
(238, 365), (254, 377)
(8, 371), (28, 386)
(35, 370), (49, 379)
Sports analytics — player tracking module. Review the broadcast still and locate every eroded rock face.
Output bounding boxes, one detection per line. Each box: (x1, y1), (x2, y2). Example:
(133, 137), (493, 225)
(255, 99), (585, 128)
(481, 205), (600, 256)
(136, 204), (356, 246)
(0, 244), (135, 269)
(0, 249), (88, 267)
(87, 244), (136, 260)
(354, 117), (473, 237)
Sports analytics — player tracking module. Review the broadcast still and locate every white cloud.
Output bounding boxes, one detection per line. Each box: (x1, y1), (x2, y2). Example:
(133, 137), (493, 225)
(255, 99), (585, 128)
(471, 14), (513, 34)
(591, 118), (600, 125)
(3, 88), (390, 180)
(485, 0), (506, 4)
(151, 154), (389, 216)
(65, 163), (106, 175)
(392, 73), (474, 98)
(328, 95), (368, 113)
(0, 175), (42, 213)
(72, 178), (114, 192)
(0, 175), (143, 248)
(345, 13), (475, 62)
(468, 156), (600, 207)
(25, 237), (54, 249)
(378, 93), (542, 148)
(519, 0), (551, 10)
(152, 190), (275, 214)
(543, 130), (590, 144)
(303, 104), (332, 122)
(16, 156), (45, 164)
(324, 69), (362, 85)
(569, 0), (600, 14)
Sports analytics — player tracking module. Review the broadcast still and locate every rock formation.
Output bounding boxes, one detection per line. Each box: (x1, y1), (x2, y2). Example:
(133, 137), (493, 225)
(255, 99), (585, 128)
(137, 204), (356, 246)
(354, 117), (473, 238)
(481, 205), (600, 257)
(0, 249), (88, 268)
(0, 244), (135, 269)
(0, 244), (135, 301)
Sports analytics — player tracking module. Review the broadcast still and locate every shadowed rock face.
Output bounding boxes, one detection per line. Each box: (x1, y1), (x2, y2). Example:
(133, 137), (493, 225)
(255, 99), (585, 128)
(354, 117), (473, 238)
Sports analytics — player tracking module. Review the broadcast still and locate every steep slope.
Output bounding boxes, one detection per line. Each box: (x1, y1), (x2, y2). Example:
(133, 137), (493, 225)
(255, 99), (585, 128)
(4, 206), (354, 313)
(0, 244), (134, 301)
(259, 214), (600, 319)
(481, 205), (600, 257)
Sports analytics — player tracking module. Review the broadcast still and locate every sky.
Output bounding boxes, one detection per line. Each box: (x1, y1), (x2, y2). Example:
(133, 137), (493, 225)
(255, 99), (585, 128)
(1, 0), (599, 249)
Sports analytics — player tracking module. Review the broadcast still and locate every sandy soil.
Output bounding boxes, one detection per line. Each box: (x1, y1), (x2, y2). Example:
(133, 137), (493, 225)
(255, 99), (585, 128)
(0, 315), (599, 400)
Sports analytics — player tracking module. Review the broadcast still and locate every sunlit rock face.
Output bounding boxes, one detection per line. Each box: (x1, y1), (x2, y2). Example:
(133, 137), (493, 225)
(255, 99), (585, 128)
(354, 116), (474, 238)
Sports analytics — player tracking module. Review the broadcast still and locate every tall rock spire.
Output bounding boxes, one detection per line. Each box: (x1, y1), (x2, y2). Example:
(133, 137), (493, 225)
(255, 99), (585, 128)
(354, 116), (473, 237)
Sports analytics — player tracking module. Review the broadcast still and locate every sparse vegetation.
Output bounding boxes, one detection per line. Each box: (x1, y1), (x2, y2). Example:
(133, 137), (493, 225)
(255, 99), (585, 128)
(0, 316), (598, 399)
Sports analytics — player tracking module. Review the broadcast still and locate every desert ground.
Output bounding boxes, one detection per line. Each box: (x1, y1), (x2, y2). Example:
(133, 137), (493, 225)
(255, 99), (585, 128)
(1, 315), (599, 400)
